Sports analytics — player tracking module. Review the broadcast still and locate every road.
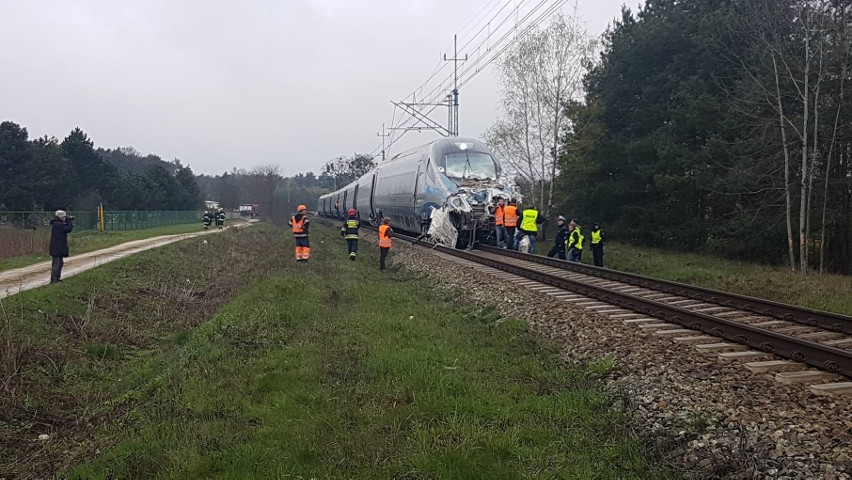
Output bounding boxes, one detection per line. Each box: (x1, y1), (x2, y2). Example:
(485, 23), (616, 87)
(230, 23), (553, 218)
(0, 221), (255, 300)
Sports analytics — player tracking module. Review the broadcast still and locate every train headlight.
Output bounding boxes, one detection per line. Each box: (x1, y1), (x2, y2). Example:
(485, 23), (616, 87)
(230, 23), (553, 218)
(457, 142), (469, 150)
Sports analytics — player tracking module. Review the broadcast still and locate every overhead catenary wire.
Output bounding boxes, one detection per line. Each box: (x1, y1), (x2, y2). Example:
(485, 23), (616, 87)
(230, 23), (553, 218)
(380, 0), (570, 155)
(387, 0), (561, 148)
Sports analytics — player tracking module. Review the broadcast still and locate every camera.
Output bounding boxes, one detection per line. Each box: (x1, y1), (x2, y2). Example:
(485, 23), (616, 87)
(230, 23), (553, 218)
(67, 216), (75, 221)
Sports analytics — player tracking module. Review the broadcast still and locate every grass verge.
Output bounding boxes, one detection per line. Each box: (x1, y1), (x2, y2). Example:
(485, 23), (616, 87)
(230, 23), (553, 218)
(62, 223), (666, 478)
(587, 242), (852, 316)
(0, 222), (232, 271)
(0, 223), (283, 476)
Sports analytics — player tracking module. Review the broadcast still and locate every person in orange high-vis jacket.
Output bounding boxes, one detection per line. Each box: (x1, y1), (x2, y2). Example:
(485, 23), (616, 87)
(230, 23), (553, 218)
(288, 204), (311, 262)
(492, 197), (507, 247)
(503, 198), (519, 249)
(378, 217), (393, 271)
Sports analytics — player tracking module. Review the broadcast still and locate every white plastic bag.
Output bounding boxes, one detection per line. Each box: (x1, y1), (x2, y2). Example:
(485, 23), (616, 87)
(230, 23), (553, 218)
(518, 236), (530, 253)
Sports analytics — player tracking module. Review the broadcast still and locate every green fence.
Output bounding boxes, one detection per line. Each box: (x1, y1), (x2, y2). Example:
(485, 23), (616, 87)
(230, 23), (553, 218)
(0, 211), (203, 231)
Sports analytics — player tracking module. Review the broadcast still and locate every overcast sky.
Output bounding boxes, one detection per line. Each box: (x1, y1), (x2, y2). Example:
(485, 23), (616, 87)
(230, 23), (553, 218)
(1, 0), (643, 176)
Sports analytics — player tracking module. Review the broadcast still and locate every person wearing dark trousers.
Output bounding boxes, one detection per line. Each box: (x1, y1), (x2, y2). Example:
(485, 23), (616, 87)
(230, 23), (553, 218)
(378, 217), (393, 271)
(590, 222), (604, 267)
(49, 210), (74, 284)
(566, 220), (584, 262)
(340, 208), (361, 261)
(513, 205), (546, 253)
(503, 198), (519, 249)
(547, 216), (568, 259)
(216, 208), (225, 229)
(492, 197), (507, 247)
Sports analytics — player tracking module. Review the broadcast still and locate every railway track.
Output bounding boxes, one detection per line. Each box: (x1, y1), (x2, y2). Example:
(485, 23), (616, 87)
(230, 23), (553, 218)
(359, 224), (852, 392)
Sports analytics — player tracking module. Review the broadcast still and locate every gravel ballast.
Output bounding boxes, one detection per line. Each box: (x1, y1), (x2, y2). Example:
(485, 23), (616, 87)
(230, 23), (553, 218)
(377, 237), (852, 479)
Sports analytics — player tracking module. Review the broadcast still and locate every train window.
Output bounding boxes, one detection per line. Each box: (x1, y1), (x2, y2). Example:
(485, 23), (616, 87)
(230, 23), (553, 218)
(444, 153), (497, 180)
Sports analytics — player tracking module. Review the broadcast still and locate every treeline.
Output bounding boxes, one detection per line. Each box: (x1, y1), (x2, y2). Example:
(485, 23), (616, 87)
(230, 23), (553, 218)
(558, 0), (852, 274)
(196, 154), (375, 212)
(0, 121), (201, 211)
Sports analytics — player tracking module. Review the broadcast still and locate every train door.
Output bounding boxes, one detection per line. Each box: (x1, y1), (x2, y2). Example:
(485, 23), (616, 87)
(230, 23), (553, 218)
(412, 163), (422, 211)
(343, 191), (348, 216)
(370, 173), (378, 220)
(353, 185), (359, 213)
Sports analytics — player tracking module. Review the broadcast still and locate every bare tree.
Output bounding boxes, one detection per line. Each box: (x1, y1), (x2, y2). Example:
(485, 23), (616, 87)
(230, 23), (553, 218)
(732, 0), (844, 272)
(486, 12), (596, 215)
(249, 164), (282, 209)
(819, 2), (849, 273)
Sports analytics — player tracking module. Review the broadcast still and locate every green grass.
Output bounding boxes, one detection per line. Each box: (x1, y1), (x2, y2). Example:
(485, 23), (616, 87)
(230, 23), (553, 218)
(50, 223), (667, 478)
(0, 223), (284, 477)
(0, 222), (228, 271)
(602, 242), (852, 316)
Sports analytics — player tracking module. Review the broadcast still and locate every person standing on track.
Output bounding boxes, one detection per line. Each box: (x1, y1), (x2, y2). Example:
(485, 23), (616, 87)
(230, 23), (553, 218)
(289, 204), (311, 262)
(378, 217), (393, 272)
(547, 215), (568, 259)
(49, 210), (74, 284)
(590, 222), (604, 267)
(340, 208), (361, 261)
(503, 198), (519, 249)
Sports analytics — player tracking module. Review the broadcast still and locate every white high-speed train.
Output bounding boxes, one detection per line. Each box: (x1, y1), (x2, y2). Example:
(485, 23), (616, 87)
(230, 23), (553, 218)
(318, 137), (521, 248)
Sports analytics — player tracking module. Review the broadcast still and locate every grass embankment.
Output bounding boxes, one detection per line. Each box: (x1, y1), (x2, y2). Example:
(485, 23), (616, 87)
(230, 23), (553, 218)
(601, 242), (852, 316)
(0, 224), (278, 476)
(0, 222), (225, 271)
(2, 221), (666, 478)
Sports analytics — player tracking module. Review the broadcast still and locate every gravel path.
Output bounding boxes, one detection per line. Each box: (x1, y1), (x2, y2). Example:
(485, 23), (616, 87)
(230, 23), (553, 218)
(378, 237), (852, 479)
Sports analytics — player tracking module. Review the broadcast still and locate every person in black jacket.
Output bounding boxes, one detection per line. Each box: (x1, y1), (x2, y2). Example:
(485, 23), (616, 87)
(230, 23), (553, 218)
(49, 210), (74, 284)
(547, 215), (568, 259)
(340, 208), (361, 261)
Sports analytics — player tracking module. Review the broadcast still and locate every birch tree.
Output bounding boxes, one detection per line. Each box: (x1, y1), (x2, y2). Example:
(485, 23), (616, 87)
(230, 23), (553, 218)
(485, 13), (595, 216)
(734, 0), (845, 272)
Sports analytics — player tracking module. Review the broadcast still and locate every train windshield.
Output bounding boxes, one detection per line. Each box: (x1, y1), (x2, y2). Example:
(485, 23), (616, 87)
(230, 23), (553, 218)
(444, 152), (497, 180)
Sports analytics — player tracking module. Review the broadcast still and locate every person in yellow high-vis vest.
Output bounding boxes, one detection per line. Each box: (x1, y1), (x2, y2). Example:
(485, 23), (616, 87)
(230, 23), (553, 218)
(590, 222), (604, 267)
(566, 220), (584, 262)
(513, 205), (546, 254)
(378, 217), (394, 271)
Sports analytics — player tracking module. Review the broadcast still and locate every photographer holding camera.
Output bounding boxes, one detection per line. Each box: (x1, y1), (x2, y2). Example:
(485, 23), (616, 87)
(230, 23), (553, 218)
(49, 210), (74, 284)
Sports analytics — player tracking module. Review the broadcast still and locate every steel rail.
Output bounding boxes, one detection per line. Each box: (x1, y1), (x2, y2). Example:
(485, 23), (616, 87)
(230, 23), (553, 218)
(375, 232), (852, 378)
(476, 245), (852, 336)
(345, 221), (851, 377)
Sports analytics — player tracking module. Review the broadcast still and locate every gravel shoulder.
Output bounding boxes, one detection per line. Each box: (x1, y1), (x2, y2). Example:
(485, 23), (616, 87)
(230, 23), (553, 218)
(379, 236), (852, 479)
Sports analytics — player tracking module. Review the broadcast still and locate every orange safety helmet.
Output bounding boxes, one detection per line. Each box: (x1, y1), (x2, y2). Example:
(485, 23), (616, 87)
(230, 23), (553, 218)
(297, 204), (307, 212)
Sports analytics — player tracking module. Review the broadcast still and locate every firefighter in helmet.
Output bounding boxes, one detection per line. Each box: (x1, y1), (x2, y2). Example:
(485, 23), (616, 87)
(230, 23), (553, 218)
(216, 208), (226, 229)
(340, 208), (361, 261)
(288, 204), (311, 262)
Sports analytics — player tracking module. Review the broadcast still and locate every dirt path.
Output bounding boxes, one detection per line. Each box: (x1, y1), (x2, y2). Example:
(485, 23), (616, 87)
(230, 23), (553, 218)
(0, 221), (256, 300)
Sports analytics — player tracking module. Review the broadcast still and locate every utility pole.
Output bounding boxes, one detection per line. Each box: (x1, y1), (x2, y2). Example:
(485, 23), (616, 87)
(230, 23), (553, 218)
(443, 34), (467, 136)
(376, 123), (390, 161)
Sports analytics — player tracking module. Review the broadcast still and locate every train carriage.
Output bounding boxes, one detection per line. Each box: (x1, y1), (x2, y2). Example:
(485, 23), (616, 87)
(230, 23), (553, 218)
(320, 137), (520, 248)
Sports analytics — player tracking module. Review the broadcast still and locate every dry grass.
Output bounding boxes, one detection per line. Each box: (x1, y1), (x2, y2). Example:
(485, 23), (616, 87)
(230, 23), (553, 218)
(0, 227), (48, 259)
